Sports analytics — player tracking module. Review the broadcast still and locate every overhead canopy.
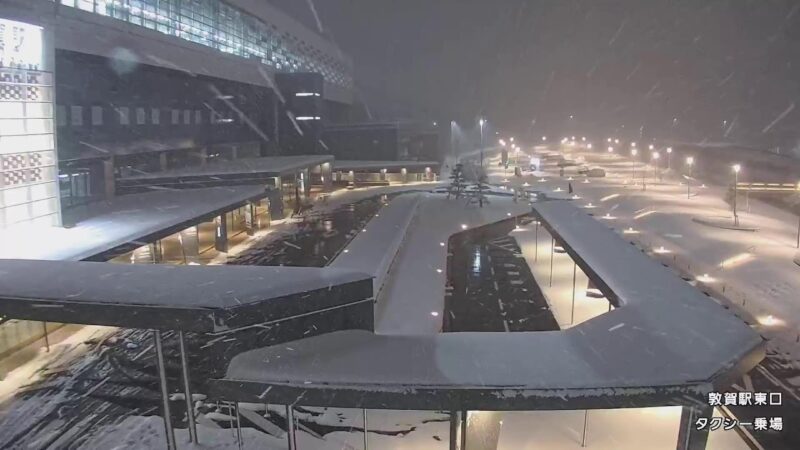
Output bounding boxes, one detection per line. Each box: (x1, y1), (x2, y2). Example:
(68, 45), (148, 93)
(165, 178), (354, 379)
(116, 155), (334, 193)
(0, 260), (372, 332)
(0, 186), (269, 261)
(211, 199), (764, 411)
(332, 160), (440, 172)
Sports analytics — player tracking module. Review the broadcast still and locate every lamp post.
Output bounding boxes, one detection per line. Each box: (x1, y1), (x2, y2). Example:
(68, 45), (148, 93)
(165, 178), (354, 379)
(631, 148), (638, 183)
(732, 164), (741, 226)
(666, 147), (672, 171)
(796, 182), (800, 249)
(652, 152), (660, 181)
(479, 118), (485, 170)
(686, 156), (694, 199)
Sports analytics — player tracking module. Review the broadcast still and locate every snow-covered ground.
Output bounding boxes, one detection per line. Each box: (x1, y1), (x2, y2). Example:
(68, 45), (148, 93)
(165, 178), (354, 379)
(515, 148), (800, 361)
(73, 406), (749, 450)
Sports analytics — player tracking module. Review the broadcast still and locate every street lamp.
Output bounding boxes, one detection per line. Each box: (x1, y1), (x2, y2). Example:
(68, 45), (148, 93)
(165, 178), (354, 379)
(652, 151), (660, 181)
(666, 147), (673, 171)
(686, 156), (694, 199)
(607, 146), (614, 153)
(542, 136), (547, 141)
(479, 118), (485, 168)
(796, 181), (800, 248)
(631, 148), (638, 182)
(732, 164), (741, 226)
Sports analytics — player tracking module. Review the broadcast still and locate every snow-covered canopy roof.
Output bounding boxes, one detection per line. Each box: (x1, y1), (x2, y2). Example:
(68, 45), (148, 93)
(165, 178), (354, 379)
(0, 260), (373, 333)
(211, 199), (764, 411)
(121, 155), (334, 181)
(0, 186), (270, 261)
(332, 160), (440, 171)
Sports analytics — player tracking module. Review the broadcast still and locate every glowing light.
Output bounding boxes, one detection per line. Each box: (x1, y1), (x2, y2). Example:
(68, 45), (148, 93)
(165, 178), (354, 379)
(634, 210), (657, 220)
(720, 252), (753, 268)
(440, 242), (445, 247)
(343, 249), (349, 253)
(759, 315), (782, 326)
(601, 193), (619, 202)
(654, 246), (670, 254)
(431, 311), (440, 317)
(461, 224), (468, 230)
(733, 164), (741, 173)
(697, 273), (714, 283)
(436, 269), (443, 273)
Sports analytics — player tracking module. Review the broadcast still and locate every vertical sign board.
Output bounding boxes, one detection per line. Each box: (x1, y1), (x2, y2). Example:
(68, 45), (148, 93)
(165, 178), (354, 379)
(0, 17), (60, 228)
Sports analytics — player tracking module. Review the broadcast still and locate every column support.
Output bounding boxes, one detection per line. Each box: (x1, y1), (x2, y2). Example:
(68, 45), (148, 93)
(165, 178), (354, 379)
(286, 405), (297, 450)
(549, 237), (555, 287)
(153, 330), (176, 450)
(676, 405), (712, 450)
(214, 214), (228, 253)
(178, 330), (198, 443)
(460, 410), (468, 450)
(363, 409), (369, 450)
(449, 411), (459, 450)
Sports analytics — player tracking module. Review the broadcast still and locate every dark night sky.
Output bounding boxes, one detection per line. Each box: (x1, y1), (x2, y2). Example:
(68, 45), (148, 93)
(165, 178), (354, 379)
(269, 0), (800, 151)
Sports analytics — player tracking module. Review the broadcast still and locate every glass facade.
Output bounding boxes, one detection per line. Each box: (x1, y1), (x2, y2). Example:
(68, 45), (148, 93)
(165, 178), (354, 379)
(0, 18), (60, 228)
(53, 0), (352, 87)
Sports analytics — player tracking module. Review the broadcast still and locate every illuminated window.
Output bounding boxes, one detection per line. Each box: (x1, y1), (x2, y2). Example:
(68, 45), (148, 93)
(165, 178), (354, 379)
(91, 106), (103, 126)
(70, 106), (83, 126)
(117, 107), (130, 125)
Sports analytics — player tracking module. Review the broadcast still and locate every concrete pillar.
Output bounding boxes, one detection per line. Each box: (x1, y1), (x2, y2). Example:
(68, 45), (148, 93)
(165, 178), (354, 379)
(231, 145), (238, 161)
(401, 167), (408, 183)
(268, 187), (284, 220)
(676, 405), (712, 450)
(151, 240), (163, 263)
(103, 158), (116, 200)
(245, 202), (257, 236)
(198, 148), (208, 166)
(179, 227), (200, 264)
(449, 411), (459, 450)
(214, 214), (228, 253)
(380, 168), (387, 182)
(158, 152), (168, 171)
(321, 163), (333, 192)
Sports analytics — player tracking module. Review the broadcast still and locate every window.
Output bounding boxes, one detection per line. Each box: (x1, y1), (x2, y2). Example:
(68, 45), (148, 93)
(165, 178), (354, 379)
(151, 108), (160, 125)
(56, 105), (66, 127)
(183, 109), (191, 125)
(171, 109), (180, 125)
(70, 106), (83, 126)
(117, 107), (130, 125)
(91, 106), (103, 126)
(136, 107), (146, 125)
(195, 110), (203, 125)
